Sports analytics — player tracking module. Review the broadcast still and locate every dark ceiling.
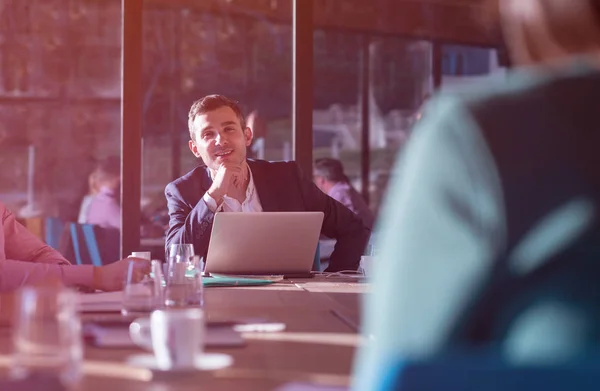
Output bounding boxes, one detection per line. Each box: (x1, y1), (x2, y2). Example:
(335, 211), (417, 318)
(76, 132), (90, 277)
(146, 0), (499, 47)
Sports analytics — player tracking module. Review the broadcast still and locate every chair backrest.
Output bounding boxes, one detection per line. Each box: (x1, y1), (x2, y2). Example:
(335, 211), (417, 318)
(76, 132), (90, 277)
(45, 217), (64, 250)
(59, 223), (119, 266)
(71, 223), (102, 266)
(312, 242), (321, 272)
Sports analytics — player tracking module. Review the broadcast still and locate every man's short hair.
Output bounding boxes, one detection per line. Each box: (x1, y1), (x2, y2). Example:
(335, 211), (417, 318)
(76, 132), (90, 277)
(314, 158), (349, 183)
(188, 95), (246, 141)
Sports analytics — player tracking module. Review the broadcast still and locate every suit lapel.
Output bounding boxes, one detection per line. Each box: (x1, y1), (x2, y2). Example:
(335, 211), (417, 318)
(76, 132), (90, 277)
(196, 166), (213, 205)
(248, 160), (278, 211)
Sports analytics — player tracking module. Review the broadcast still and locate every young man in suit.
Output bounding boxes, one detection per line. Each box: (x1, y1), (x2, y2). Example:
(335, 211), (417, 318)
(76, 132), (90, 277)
(165, 95), (370, 272)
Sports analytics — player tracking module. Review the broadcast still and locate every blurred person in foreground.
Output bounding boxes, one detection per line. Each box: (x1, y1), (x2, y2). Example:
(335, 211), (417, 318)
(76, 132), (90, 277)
(313, 158), (375, 229)
(0, 201), (149, 292)
(165, 95), (370, 272)
(353, 0), (600, 389)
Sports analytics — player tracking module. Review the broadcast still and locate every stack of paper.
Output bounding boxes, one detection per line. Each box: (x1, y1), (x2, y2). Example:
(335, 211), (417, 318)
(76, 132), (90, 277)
(77, 291), (124, 312)
(85, 323), (245, 348)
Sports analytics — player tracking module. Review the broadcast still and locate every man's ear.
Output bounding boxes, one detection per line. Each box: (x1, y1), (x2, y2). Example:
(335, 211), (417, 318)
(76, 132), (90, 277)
(244, 127), (254, 147)
(189, 139), (202, 158)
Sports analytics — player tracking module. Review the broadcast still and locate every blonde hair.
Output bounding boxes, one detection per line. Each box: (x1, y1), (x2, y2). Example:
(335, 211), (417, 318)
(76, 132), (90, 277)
(89, 156), (120, 193)
(489, 0), (600, 65)
(88, 170), (100, 195)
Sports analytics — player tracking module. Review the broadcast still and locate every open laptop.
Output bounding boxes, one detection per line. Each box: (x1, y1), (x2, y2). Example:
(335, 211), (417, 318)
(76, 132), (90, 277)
(204, 212), (324, 277)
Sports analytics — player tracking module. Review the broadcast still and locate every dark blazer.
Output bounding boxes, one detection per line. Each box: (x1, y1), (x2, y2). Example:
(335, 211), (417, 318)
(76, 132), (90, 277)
(165, 159), (371, 272)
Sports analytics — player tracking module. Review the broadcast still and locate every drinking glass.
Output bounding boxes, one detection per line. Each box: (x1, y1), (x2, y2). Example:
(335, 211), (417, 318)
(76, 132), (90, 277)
(11, 285), (83, 387)
(166, 244), (195, 264)
(164, 254), (203, 308)
(122, 258), (162, 316)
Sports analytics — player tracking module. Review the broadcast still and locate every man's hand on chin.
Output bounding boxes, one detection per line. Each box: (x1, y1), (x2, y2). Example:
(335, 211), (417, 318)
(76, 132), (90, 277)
(207, 162), (248, 203)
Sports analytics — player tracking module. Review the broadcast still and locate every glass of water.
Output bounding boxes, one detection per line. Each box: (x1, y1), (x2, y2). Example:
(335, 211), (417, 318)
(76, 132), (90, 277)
(11, 285), (83, 387)
(122, 259), (162, 316)
(166, 243), (195, 264)
(164, 254), (203, 308)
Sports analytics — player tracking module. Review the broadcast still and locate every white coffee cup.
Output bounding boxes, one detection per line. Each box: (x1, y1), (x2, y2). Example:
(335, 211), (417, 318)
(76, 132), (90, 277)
(360, 255), (374, 277)
(129, 308), (204, 370)
(131, 251), (151, 260)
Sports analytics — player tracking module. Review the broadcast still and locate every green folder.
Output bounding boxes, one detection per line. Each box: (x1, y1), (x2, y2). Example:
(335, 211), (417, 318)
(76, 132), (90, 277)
(202, 276), (275, 287)
(150, 270), (275, 287)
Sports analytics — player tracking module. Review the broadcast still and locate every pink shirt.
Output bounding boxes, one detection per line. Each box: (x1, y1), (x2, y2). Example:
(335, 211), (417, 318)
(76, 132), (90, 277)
(0, 202), (93, 292)
(86, 186), (121, 230)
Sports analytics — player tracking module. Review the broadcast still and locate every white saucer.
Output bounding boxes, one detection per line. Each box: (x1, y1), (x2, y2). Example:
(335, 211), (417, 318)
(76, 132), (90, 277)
(126, 352), (233, 373)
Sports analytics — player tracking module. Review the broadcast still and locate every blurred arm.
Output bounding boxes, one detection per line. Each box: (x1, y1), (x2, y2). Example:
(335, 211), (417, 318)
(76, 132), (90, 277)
(0, 206), (94, 292)
(0, 260), (93, 293)
(2, 206), (70, 265)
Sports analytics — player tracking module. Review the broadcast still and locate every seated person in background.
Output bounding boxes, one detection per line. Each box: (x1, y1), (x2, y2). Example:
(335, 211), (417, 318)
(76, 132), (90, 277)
(313, 158), (375, 229)
(77, 167), (100, 224)
(246, 110), (267, 160)
(0, 201), (148, 292)
(165, 95), (370, 272)
(352, 0), (600, 389)
(85, 156), (121, 230)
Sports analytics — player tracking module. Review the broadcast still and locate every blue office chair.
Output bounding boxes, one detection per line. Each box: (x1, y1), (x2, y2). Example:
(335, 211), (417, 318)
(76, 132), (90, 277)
(69, 223), (103, 266)
(45, 217), (65, 250)
(312, 242), (321, 272)
(59, 223), (119, 266)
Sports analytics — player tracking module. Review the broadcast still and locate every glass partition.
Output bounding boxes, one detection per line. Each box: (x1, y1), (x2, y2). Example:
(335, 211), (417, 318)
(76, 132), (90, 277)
(140, 3), (293, 253)
(313, 29), (362, 190)
(0, 0), (122, 228)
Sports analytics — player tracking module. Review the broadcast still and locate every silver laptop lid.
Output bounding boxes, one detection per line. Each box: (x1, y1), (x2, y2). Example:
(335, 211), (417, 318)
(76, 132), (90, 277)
(205, 212), (324, 275)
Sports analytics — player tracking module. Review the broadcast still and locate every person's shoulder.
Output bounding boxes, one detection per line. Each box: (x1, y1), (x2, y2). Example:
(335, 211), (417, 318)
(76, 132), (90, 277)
(432, 65), (600, 123)
(329, 182), (352, 198)
(248, 159), (299, 174)
(165, 164), (208, 193)
(425, 72), (525, 123)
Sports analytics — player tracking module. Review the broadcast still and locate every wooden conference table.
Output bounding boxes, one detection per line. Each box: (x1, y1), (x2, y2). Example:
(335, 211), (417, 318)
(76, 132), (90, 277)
(0, 277), (369, 391)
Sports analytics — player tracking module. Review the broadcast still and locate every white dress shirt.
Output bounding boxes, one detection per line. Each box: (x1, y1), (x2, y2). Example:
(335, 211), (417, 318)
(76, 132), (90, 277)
(202, 165), (263, 213)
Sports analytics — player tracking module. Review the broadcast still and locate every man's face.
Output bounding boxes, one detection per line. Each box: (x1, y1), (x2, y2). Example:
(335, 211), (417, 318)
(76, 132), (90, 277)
(188, 106), (253, 171)
(313, 174), (327, 192)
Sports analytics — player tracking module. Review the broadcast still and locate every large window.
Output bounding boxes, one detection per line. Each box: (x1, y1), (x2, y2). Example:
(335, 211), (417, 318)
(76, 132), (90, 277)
(140, 4), (293, 248)
(0, 1), (504, 259)
(367, 37), (432, 215)
(312, 31), (433, 220)
(313, 30), (362, 192)
(441, 44), (507, 92)
(0, 0), (121, 223)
